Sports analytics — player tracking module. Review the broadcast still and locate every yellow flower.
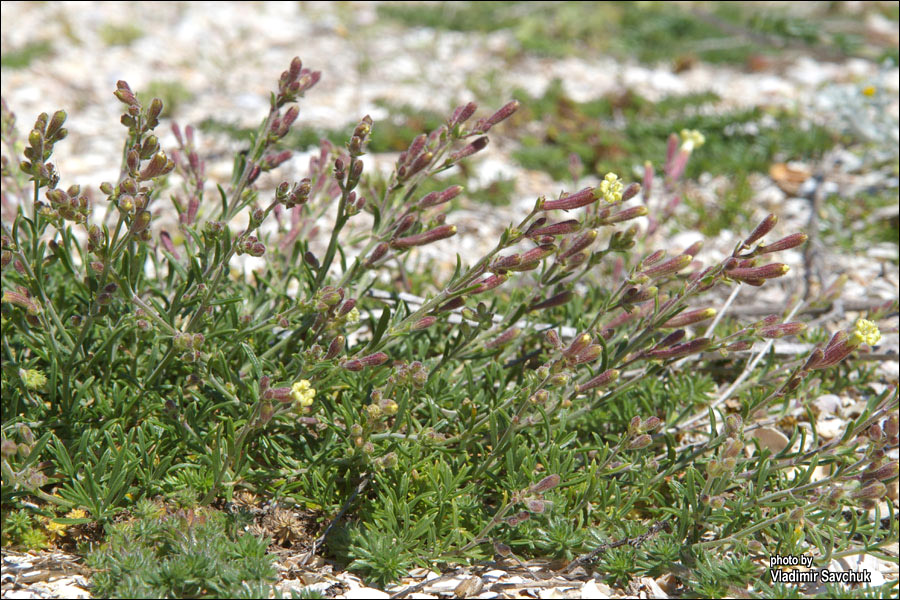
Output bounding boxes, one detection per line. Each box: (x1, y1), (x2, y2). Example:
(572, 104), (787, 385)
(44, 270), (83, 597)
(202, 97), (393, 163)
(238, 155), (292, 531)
(43, 518), (68, 539)
(345, 306), (360, 325)
(66, 509), (88, 520)
(679, 129), (705, 152)
(851, 318), (881, 347)
(598, 172), (624, 204)
(862, 85), (876, 97)
(20, 369), (47, 391)
(291, 379), (316, 407)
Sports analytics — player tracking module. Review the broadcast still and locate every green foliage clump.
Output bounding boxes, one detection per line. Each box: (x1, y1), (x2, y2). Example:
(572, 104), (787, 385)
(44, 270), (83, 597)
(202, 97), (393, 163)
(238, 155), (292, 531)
(86, 503), (278, 599)
(377, 2), (878, 64)
(1, 40), (54, 70)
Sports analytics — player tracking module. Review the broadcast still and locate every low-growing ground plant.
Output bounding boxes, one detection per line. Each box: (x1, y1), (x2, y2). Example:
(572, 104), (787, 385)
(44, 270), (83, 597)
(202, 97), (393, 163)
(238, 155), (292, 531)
(1, 55), (896, 597)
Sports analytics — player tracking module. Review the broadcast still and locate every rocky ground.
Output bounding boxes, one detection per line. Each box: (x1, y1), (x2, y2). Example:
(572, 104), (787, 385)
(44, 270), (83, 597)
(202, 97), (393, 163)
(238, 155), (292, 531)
(2, 1), (898, 598)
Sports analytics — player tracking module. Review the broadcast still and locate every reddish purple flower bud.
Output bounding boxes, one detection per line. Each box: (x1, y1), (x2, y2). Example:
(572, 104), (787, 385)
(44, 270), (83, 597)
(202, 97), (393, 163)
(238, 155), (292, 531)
(131, 210), (152, 234)
(450, 102), (478, 127)
(646, 338), (711, 359)
(325, 335), (345, 360)
(642, 250), (666, 268)
(744, 214), (778, 247)
(490, 253), (521, 272)
(449, 136), (488, 161)
(529, 290), (573, 311)
(247, 163), (262, 184)
(576, 369), (620, 393)
(563, 332), (592, 358)
(558, 230), (597, 260)
(726, 263), (789, 282)
(526, 498), (546, 513)
(411, 316), (437, 331)
(3, 288), (42, 316)
(342, 359), (363, 372)
(662, 308), (716, 328)
(473, 273), (508, 294)
(482, 100), (519, 131)
(485, 327), (521, 349)
(438, 297), (466, 312)
(811, 331), (858, 369)
(392, 225), (457, 249)
(571, 345), (603, 365)
(527, 219), (581, 237)
(405, 151), (433, 176)
(667, 148), (690, 180)
(506, 511), (531, 526)
(140, 151), (174, 179)
(393, 214), (417, 236)
(621, 182), (641, 202)
(628, 434), (653, 450)
(641, 254), (692, 279)
(725, 415), (743, 436)
(545, 330), (562, 349)
(725, 340), (754, 352)
(336, 299), (356, 317)
(665, 132), (678, 164)
(621, 285), (658, 305)
(757, 233), (808, 254)
(530, 473), (561, 493)
(344, 352), (389, 371)
(407, 134), (427, 162)
(159, 230), (179, 258)
(418, 185), (463, 209)
(114, 81), (138, 106)
(263, 150), (293, 171)
(803, 347), (825, 370)
(885, 415), (899, 440)
(360, 352), (389, 367)
(509, 244), (556, 271)
(851, 482), (886, 500)
(863, 462), (898, 482)
(758, 322), (806, 339)
(264, 386), (293, 402)
(682, 240), (703, 257)
(600, 204), (648, 225)
(282, 105), (300, 129)
(365, 242), (390, 266)
(655, 330), (686, 349)
(643, 416), (662, 432)
(541, 187), (597, 211)
(288, 57), (303, 80)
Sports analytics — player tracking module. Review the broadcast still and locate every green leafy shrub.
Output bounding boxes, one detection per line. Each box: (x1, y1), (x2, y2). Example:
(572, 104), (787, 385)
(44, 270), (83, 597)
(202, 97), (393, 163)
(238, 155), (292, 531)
(1, 55), (896, 598)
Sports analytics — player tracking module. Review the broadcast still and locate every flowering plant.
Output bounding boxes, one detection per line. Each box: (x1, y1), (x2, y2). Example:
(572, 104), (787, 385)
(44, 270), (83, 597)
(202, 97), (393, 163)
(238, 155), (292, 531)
(1, 56), (895, 595)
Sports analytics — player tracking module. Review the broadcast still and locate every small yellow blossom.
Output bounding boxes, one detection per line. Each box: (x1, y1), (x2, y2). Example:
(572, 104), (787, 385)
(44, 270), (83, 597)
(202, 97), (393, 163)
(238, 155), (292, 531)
(43, 518), (68, 539)
(599, 172), (624, 204)
(345, 306), (360, 325)
(291, 379), (316, 407)
(861, 85), (876, 97)
(679, 129), (706, 152)
(66, 509), (88, 520)
(20, 369), (47, 391)
(851, 318), (881, 347)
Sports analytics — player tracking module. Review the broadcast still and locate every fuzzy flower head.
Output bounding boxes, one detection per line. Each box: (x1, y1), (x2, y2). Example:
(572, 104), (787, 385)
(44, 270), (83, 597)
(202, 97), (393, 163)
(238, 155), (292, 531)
(20, 369), (47, 391)
(599, 172), (624, 204)
(291, 379), (316, 407)
(851, 318), (881, 347)
(344, 306), (360, 325)
(679, 129), (705, 153)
